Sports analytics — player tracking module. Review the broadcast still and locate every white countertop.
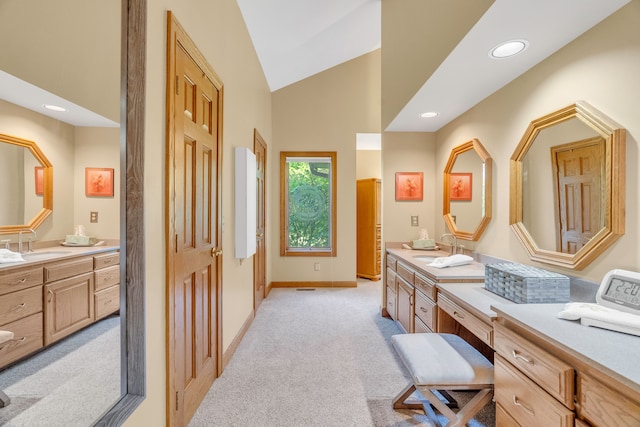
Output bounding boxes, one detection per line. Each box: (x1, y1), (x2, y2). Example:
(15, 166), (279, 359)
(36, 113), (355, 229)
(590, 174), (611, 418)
(491, 302), (640, 393)
(0, 242), (120, 271)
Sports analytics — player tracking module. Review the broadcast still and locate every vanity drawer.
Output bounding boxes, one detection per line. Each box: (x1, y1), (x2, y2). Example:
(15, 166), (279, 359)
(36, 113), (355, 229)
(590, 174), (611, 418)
(414, 289), (436, 331)
(386, 286), (397, 320)
(386, 268), (397, 291)
(0, 286), (43, 326)
(415, 272), (436, 300)
(414, 316), (433, 333)
(0, 266), (43, 295)
(494, 322), (574, 408)
(44, 256), (93, 282)
(495, 355), (574, 427)
(94, 264), (120, 292)
(437, 293), (492, 347)
(577, 374), (640, 427)
(396, 261), (415, 285)
(386, 254), (397, 271)
(95, 284), (120, 320)
(94, 251), (120, 270)
(0, 312), (43, 368)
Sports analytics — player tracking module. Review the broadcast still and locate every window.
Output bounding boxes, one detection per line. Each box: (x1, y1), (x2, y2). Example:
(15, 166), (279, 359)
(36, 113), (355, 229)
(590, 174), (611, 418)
(280, 151), (337, 256)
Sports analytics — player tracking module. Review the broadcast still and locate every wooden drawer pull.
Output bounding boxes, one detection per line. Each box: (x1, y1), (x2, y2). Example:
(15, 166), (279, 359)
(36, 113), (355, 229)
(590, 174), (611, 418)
(453, 310), (465, 320)
(0, 336), (26, 351)
(513, 395), (535, 415)
(419, 306), (429, 313)
(103, 276), (113, 281)
(103, 259), (113, 263)
(512, 349), (534, 364)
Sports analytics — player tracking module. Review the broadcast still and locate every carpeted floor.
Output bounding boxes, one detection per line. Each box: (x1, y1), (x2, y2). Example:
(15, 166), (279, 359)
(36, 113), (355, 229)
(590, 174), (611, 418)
(0, 315), (121, 427)
(189, 280), (495, 426)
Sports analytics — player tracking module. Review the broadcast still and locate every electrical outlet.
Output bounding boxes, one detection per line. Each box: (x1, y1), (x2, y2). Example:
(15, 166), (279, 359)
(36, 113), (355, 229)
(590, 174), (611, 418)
(314, 262), (320, 271)
(411, 216), (419, 226)
(90, 211), (98, 223)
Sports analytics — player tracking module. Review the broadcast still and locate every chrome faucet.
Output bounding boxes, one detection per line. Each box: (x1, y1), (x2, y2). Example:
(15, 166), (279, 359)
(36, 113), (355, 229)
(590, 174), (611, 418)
(18, 228), (36, 253)
(440, 233), (457, 255)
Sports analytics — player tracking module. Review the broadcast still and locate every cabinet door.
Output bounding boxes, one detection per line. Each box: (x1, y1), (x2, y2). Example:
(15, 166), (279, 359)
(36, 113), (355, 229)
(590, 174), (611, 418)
(44, 272), (94, 345)
(396, 276), (414, 333)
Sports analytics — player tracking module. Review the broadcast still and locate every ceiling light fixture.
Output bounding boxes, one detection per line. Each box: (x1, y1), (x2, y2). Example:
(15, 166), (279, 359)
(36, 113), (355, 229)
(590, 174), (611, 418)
(43, 104), (67, 112)
(420, 112), (439, 118)
(490, 39), (528, 59)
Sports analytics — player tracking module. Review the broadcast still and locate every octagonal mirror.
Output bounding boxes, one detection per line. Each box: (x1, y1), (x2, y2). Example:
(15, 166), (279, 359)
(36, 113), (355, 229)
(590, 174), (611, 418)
(0, 133), (53, 234)
(443, 138), (492, 241)
(510, 101), (625, 270)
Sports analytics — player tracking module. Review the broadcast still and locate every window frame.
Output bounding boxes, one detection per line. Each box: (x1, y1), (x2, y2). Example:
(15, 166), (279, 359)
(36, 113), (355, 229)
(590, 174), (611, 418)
(280, 151), (337, 257)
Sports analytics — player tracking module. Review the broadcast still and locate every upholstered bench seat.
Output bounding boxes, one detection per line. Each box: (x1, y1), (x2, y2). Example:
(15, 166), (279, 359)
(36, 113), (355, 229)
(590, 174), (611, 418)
(391, 333), (494, 427)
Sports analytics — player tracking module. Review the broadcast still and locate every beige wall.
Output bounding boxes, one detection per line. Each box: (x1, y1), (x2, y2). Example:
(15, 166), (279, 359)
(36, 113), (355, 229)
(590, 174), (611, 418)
(430, 0), (640, 282)
(270, 50), (381, 283)
(356, 150), (382, 179)
(381, 132), (437, 244)
(125, 1), (272, 425)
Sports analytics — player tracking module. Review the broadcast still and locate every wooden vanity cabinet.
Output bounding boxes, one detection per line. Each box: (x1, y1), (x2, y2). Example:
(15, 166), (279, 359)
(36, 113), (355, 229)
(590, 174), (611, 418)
(44, 257), (95, 345)
(0, 266), (44, 368)
(383, 253), (398, 319)
(396, 274), (414, 333)
(93, 252), (120, 320)
(414, 272), (436, 332)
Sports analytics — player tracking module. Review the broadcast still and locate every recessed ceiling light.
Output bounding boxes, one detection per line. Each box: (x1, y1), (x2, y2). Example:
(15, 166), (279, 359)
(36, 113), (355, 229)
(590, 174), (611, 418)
(43, 104), (67, 112)
(420, 112), (439, 118)
(490, 39), (528, 59)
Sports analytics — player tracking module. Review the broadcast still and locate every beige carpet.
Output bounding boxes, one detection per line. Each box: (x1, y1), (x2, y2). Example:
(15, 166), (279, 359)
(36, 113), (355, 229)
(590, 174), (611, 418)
(189, 280), (495, 426)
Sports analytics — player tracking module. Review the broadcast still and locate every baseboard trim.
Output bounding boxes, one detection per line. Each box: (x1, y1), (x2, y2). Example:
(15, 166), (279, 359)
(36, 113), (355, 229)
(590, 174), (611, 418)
(270, 281), (357, 288)
(221, 309), (255, 373)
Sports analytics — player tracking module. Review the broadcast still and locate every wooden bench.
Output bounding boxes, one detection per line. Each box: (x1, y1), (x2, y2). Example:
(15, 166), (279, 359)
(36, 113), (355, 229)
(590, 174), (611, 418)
(391, 333), (494, 427)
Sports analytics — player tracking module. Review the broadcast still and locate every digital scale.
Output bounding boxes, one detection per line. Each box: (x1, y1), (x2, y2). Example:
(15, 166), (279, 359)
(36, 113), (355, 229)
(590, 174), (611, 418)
(580, 269), (640, 336)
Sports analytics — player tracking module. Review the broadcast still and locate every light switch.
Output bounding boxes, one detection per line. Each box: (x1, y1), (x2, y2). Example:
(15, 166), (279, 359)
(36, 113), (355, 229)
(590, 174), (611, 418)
(90, 211), (98, 223)
(411, 216), (419, 227)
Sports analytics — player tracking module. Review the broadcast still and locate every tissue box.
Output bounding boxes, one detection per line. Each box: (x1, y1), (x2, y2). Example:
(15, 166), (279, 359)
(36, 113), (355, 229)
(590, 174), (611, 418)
(412, 239), (435, 249)
(65, 235), (97, 245)
(484, 263), (570, 304)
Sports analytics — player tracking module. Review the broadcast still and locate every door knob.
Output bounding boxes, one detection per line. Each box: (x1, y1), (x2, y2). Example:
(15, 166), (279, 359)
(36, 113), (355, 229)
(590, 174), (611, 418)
(211, 247), (223, 257)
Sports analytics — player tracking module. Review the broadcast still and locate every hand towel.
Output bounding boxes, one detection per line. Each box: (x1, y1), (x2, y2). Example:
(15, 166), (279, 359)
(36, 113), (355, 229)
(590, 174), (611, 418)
(558, 302), (640, 330)
(0, 248), (25, 264)
(428, 254), (474, 269)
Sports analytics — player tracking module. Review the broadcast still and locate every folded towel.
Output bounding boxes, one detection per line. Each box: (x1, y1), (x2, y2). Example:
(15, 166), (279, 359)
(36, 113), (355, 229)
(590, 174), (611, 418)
(428, 254), (474, 269)
(558, 302), (640, 336)
(0, 330), (15, 344)
(0, 248), (25, 264)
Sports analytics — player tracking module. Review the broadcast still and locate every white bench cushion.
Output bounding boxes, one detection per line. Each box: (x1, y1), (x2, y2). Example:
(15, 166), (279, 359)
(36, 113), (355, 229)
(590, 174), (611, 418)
(391, 333), (493, 386)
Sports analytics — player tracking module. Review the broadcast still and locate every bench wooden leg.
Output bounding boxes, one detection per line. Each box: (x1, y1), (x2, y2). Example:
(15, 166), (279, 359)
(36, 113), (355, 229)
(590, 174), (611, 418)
(0, 390), (10, 408)
(392, 384), (424, 410)
(418, 386), (493, 427)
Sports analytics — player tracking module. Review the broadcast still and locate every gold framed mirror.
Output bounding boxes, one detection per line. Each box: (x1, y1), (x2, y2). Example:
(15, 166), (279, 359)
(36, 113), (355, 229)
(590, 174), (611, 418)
(510, 101), (625, 270)
(0, 133), (53, 234)
(443, 138), (492, 241)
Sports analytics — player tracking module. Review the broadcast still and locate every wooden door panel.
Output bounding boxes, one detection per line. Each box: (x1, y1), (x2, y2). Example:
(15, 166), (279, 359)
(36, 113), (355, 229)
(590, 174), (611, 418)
(254, 131), (267, 309)
(167, 14), (223, 426)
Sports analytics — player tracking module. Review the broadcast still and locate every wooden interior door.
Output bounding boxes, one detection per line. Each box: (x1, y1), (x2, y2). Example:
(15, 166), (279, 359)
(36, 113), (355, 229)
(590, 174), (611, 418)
(253, 130), (267, 308)
(166, 12), (223, 427)
(552, 138), (604, 254)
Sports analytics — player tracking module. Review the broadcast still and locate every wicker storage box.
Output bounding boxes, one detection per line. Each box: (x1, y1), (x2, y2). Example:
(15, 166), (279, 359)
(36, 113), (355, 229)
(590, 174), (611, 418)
(484, 263), (570, 304)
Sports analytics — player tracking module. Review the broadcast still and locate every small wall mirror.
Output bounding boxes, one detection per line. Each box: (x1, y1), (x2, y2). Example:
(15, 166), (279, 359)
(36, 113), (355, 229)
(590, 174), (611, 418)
(0, 133), (53, 234)
(510, 101), (625, 270)
(443, 138), (492, 241)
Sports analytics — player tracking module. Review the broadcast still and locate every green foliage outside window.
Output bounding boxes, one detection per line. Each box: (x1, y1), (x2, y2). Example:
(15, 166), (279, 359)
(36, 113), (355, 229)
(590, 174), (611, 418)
(286, 159), (331, 249)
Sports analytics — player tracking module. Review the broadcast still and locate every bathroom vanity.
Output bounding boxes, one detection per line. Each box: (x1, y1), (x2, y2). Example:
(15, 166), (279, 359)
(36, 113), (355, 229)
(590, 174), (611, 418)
(384, 246), (640, 426)
(0, 243), (120, 369)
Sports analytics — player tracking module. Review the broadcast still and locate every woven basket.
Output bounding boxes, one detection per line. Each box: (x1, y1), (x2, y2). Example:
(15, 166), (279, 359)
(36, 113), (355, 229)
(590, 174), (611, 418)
(484, 263), (570, 304)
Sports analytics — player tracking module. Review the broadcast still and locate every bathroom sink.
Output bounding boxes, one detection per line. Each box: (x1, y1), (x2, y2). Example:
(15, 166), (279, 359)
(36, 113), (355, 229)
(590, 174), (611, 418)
(412, 255), (438, 263)
(22, 250), (72, 261)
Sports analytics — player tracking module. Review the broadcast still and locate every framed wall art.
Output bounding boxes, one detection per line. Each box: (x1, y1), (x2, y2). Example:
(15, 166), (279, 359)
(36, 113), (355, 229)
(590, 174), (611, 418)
(395, 172), (423, 201)
(450, 172), (472, 201)
(85, 167), (114, 197)
(35, 166), (44, 195)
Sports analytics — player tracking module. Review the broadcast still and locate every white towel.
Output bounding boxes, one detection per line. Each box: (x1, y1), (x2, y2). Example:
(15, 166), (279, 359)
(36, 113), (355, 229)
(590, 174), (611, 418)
(0, 248), (25, 264)
(558, 302), (640, 330)
(428, 254), (474, 269)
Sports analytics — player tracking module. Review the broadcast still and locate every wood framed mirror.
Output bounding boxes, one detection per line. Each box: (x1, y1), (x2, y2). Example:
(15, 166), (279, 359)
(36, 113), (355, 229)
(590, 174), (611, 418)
(510, 101), (625, 270)
(443, 138), (492, 241)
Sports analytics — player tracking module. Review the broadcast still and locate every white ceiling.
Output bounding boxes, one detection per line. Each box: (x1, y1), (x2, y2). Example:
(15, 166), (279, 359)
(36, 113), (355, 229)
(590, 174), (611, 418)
(238, 0), (630, 132)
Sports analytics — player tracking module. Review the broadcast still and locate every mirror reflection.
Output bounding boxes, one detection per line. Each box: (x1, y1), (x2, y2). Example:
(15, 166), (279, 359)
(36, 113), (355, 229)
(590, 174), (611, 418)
(0, 134), (52, 232)
(0, 0), (122, 424)
(443, 138), (492, 241)
(510, 101), (625, 270)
